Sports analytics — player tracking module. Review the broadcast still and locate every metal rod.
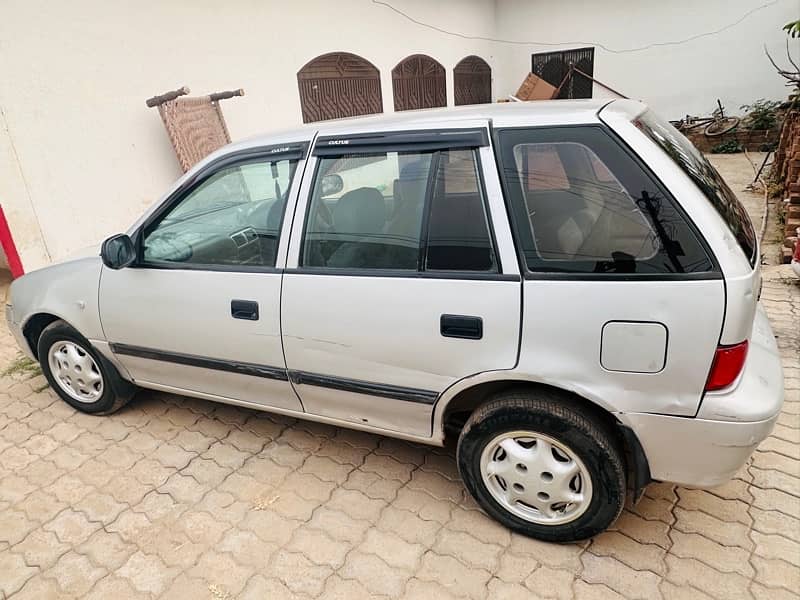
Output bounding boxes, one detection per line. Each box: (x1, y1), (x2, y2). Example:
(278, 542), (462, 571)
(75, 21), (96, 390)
(753, 151), (773, 184)
(570, 67), (629, 99)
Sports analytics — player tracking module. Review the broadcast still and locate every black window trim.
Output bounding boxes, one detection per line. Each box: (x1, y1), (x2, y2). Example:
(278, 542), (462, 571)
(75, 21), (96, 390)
(490, 123), (722, 282)
(131, 142), (310, 273)
(289, 267), (519, 281)
(298, 141), (505, 280)
(632, 111), (758, 268)
(312, 127), (489, 156)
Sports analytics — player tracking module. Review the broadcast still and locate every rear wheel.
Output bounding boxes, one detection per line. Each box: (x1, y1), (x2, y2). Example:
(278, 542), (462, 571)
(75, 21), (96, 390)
(457, 389), (626, 542)
(38, 320), (135, 414)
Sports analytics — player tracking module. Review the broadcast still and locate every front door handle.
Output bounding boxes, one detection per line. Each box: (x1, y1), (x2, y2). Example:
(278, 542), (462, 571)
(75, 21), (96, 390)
(441, 314), (483, 340)
(231, 299), (259, 321)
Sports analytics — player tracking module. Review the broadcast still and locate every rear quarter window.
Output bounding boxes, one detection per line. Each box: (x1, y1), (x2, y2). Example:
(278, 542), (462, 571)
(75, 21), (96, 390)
(496, 126), (716, 276)
(633, 110), (757, 267)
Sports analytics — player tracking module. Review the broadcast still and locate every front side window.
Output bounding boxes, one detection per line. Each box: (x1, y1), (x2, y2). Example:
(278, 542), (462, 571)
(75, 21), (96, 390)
(498, 126), (715, 275)
(302, 147), (496, 272)
(634, 110), (757, 267)
(143, 157), (298, 267)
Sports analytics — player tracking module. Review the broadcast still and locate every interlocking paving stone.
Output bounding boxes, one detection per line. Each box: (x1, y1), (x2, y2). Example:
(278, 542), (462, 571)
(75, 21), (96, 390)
(0, 154), (798, 598)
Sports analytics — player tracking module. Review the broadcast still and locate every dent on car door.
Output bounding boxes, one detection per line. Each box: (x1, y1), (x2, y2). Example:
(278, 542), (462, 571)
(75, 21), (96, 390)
(99, 143), (308, 411)
(280, 129), (522, 437)
(494, 125), (725, 416)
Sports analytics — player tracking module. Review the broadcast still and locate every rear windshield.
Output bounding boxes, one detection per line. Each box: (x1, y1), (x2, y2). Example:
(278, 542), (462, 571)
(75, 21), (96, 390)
(633, 110), (757, 267)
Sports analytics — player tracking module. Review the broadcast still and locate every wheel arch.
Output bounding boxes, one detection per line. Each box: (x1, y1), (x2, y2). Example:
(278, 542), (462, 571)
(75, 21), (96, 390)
(435, 375), (651, 501)
(22, 312), (65, 359)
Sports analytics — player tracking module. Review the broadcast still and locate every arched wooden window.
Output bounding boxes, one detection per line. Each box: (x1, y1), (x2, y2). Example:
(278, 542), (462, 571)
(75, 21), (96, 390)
(297, 52), (383, 123)
(454, 56), (492, 106)
(392, 54), (446, 111)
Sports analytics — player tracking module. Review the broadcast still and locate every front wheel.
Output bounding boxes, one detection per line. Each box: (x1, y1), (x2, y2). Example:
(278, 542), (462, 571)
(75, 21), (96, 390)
(38, 320), (135, 414)
(457, 390), (626, 542)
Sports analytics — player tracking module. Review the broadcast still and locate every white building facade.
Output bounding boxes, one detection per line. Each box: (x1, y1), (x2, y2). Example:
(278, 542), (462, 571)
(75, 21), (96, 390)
(1, 0), (797, 271)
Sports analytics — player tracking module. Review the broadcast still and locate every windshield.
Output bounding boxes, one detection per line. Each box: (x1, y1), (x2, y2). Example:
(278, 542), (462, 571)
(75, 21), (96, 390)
(633, 110), (757, 267)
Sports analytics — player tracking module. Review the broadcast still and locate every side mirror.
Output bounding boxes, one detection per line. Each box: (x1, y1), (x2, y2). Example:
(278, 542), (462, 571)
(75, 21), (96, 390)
(321, 174), (344, 197)
(101, 234), (136, 269)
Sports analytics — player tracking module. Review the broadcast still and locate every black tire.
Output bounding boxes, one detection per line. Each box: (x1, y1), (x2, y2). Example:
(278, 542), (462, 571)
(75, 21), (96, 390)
(457, 389), (626, 542)
(38, 320), (135, 415)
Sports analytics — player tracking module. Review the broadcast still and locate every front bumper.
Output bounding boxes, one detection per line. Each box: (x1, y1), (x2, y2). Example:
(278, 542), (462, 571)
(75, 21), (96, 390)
(5, 304), (35, 360)
(619, 303), (784, 488)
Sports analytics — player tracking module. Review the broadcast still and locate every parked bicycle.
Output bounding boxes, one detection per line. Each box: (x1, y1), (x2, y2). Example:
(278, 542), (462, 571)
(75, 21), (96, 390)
(672, 99), (741, 137)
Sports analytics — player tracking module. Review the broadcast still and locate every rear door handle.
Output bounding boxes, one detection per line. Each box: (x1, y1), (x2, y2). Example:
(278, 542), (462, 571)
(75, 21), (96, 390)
(441, 314), (483, 340)
(231, 299), (259, 321)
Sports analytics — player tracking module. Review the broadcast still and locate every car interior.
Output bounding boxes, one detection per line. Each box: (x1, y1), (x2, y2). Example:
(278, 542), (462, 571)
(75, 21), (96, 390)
(304, 151), (495, 271)
(142, 160), (295, 267)
(517, 142), (657, 264)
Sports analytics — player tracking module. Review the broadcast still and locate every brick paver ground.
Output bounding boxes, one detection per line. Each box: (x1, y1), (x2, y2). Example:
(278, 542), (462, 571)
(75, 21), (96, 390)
(0, 154), (798, 599)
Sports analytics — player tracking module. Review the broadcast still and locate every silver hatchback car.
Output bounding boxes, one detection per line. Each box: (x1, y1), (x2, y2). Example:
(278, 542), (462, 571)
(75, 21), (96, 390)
(6, 100), (784, 541)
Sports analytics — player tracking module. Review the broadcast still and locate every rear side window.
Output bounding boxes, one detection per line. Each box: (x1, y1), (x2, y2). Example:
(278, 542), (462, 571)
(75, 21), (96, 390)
(634, 110), (757, 267)
(497, 126), (715, 276)
(302, 148), (496, 273)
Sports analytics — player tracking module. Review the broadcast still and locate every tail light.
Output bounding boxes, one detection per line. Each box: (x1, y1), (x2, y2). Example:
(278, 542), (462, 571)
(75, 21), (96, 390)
(705, 341), (748, 392)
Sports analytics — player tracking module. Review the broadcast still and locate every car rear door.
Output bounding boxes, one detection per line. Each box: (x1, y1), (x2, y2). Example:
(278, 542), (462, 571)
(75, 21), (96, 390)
(99, 143), (308, 412)
(280, 126), (521, 437)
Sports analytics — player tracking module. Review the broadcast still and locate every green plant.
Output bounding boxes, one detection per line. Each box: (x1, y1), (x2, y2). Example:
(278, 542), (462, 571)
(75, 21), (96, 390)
(767, 181), (784, 199)
(710, 140), (743, 154)
(1, 354), (41, 379)
(740, 99), (781, 130)
(784, 20), (800, 38)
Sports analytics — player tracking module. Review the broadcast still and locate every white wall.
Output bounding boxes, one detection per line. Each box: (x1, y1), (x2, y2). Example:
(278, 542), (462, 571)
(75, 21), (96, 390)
(1, 0), (798, 271)
(493, 0), (800, 119)
(0, 0), (498, 270)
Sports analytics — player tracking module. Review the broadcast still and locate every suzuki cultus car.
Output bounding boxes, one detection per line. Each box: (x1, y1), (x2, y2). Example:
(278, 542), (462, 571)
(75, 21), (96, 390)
(6, 100), (783, 541)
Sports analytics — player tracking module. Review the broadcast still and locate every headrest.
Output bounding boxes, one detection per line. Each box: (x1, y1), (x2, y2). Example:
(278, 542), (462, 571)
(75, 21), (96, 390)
(333, 187), (386, 234)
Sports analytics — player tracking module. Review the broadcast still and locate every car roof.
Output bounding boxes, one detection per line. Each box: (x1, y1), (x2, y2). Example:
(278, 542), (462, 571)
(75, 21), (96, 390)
(228, 98), (621, 152)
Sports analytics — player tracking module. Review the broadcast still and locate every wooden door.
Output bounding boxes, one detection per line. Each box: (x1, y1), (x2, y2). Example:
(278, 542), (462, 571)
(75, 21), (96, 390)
(392, 54), (446, 111)
(297, 52), (383, 123)
(454, 56), (491, 105)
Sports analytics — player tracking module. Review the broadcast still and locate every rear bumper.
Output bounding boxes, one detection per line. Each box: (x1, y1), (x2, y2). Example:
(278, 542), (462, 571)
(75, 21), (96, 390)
(619, 411), (778, 487)
(619, 303), (783, 488)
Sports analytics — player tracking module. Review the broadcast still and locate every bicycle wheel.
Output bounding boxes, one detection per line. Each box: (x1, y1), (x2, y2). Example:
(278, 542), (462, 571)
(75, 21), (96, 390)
(704, 117), (740, 137)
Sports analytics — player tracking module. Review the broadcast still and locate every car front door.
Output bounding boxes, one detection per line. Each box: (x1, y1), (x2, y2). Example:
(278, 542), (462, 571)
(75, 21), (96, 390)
(281, 127), (522, 437)
(99, 143), (308, 412)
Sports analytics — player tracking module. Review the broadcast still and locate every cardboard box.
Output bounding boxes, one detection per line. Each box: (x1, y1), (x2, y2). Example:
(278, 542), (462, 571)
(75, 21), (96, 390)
(515, 73), (558, 101)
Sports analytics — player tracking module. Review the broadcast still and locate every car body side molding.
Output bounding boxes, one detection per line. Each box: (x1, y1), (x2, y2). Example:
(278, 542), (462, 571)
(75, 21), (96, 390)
(108, 343), (440, 404)
(108, 343), (289, 381)
(289, 370), (439, 405)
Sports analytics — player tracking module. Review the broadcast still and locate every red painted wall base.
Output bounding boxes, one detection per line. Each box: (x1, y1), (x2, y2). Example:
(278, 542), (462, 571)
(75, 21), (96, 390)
(0, 206), (24, 278)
